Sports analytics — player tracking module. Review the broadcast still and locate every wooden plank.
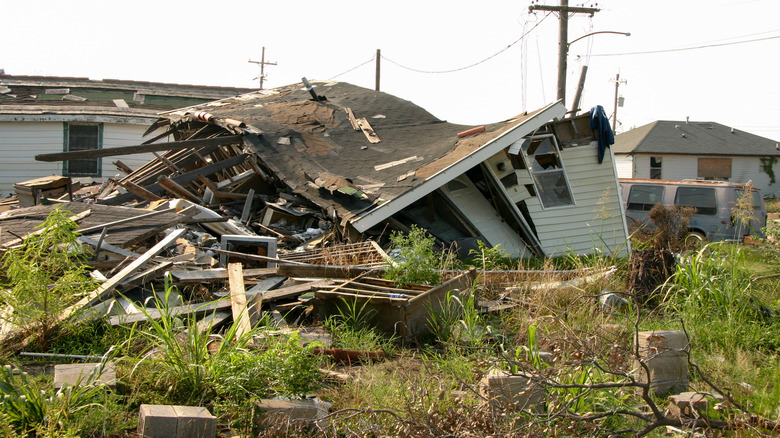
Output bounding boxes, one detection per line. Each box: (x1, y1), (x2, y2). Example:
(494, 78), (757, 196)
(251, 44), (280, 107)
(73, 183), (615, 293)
(228, 263), (253, 338)
(60, 228), (186, 321)
(100, 153), (249, 205)
(113, 160), (134, 175)
(374, 156), (420, 171)
(168, 267), (277, 284)
(260, 279), (333, 302)
(344, 108), (360, 130)
(356, 117), (381, 143)
(119, 180), (162, 202)
(157, 175), (202, 203)
(35, 135), (244, 162)
(77, 207), (179, 235)
(277, 263), (385, 279)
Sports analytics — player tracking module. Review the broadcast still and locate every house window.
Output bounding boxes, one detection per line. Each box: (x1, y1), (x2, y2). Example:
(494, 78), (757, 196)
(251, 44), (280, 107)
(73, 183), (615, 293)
(650, 156), (662, 179)
(63, 123), (102, 177)
(698, 157), (731, 180)
(518, 135), (574, 208)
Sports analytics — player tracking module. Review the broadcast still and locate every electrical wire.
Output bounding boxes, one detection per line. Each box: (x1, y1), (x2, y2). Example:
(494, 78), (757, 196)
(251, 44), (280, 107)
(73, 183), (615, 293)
(380, 12), (552, 74)
(326, 57), (376, 81)
(591, 34), (780, 57)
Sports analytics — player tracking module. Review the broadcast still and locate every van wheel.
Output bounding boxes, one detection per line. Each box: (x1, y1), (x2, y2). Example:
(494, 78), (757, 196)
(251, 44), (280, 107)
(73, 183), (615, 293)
(684, 232), (706, 251)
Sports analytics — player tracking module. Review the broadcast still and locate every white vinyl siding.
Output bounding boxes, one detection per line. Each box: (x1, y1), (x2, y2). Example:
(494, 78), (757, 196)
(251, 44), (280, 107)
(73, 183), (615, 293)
(502, 141), (629, 258)
(0, 121), (157, 197)
(630, 154), (780, 197)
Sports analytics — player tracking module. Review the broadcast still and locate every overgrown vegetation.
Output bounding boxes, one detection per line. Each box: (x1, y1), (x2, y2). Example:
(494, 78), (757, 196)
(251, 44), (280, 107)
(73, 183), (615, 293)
(2, 207), (780, 436)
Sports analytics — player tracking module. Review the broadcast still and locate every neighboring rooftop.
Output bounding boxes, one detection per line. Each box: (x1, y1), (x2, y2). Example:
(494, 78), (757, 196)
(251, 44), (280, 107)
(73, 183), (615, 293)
(0, 74), (255, 120)
(613, 120), (780, 157)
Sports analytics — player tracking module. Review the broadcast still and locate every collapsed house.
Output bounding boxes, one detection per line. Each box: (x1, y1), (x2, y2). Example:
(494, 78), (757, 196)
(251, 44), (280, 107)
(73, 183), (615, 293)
(33, 80), (628, 258)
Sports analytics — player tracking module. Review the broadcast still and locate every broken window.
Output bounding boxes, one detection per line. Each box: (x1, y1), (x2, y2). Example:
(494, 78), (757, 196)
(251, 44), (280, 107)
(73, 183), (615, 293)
(63, 123), (102, 177)
(650, 156), (662, 179)
(517, 135), (574, 208)
(626, 184), (665, 211)
(698, 157), (732, 180)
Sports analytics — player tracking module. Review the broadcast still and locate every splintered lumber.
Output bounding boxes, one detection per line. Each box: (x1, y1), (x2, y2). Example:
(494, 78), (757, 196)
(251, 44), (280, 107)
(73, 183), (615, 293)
(168, 267), (277, 284)
(344, 108), (360, 130)
(59, 228), (186, 322)
(109, 278), (332, 326)
(356, 117), (381, 143)
(228, 263), (253, 338)
(277, 263), (384, 279)
(157, 176), (202, 204)
(1, 209), (92, 250)
(34, 135), (244, 162)
(119, 180), (162, 202)
(77, 207), (179, 235)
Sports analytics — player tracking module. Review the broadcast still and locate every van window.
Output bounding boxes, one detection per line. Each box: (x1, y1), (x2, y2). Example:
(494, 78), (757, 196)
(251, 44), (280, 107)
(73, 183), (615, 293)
(626, 184), (664, 211)
(674, 186), (717, 215)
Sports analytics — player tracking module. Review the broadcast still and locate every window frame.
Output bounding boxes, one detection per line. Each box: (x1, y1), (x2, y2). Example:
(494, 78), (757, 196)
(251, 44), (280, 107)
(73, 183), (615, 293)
(649, 156), (662, 179)
(63, 122), (102, 177)
(517, 134), (575, 209)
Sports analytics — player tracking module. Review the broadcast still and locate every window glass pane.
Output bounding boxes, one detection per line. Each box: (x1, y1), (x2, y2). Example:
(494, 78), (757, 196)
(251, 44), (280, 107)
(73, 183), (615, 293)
(627, 185), (665, 211)
(675, 187), (717, 215)
(650, 156), (662, 167)
(66, 124), (100, 176)
(532, 171), (573, 208)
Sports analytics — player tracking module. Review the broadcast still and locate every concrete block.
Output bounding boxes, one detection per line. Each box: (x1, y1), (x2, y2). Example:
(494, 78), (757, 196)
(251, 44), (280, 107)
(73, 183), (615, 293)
(479, 367), (545, 412)
(53, 362), (116, 390)
(138, 405), (178, 438)
(138, 404), (216, 438)
(173, 406), (217, 437)
(635, 330), (689, 396)
(667, 392), (723, 419)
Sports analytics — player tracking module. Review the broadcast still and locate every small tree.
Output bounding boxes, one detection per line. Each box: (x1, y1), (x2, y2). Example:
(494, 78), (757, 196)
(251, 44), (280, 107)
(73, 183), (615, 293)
(0, 208), (95, 348)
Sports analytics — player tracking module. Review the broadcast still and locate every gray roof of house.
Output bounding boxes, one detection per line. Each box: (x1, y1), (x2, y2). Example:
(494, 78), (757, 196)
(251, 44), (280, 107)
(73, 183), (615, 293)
(155, 81), (560, 230)
(613, 120), (780, 157)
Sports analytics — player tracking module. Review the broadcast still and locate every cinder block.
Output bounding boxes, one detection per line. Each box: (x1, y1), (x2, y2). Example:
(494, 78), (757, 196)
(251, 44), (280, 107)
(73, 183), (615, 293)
(138, 405), (178, 438)
(667, 392), (723, 419)
(479, 367), (545, 412)
(173, 406), (217, 438)
(138, 404), (216, 438)
(53, 363), (116, 389)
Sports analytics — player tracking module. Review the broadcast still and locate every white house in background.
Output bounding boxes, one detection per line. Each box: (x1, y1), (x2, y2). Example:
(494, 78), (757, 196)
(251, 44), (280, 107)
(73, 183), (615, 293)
(0, 75), (253, 197)
(613, 120), (780, 197)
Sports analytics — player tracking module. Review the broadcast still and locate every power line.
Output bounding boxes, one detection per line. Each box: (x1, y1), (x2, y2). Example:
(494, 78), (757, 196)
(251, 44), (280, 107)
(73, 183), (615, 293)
(591, 34), (780, 57)
(380, 12), (552, 74)
(326, 57), (376, 81)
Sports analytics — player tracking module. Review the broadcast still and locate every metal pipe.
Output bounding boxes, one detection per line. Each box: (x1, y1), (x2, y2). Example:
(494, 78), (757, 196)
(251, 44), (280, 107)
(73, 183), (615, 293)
(302, 77), (321, 101)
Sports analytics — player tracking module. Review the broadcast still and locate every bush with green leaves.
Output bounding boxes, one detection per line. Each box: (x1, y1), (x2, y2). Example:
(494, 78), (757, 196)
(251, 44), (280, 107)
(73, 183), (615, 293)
(130, 282), (323, 406)
(384, 225), (442, 287)
(0, 207), (96, 348)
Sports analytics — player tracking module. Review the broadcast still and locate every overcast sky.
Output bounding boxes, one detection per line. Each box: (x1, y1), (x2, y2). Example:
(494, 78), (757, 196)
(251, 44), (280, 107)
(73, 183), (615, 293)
(4, 0), (779, 138)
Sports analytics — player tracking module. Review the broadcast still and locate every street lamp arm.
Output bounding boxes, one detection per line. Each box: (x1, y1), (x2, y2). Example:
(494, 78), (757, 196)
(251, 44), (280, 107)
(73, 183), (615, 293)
(568, 31), (631, 47)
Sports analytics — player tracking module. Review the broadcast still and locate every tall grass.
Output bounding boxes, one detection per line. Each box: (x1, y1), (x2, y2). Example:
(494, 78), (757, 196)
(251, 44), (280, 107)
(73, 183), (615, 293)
(661, 243), (780, 352)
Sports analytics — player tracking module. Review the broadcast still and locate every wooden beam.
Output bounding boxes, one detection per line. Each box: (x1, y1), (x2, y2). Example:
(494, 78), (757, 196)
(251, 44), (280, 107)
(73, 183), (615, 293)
(356, 117), (381, 143)
(157, 175), (202, 204)
(118, 180), (163, 202)
(35, 135), (244, 162)
(228, 263), (253, 338)
(60, 228), (186, 321)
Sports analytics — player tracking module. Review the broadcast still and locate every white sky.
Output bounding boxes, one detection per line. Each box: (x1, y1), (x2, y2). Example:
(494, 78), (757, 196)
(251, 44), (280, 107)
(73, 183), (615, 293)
(4, 0), (779, 138)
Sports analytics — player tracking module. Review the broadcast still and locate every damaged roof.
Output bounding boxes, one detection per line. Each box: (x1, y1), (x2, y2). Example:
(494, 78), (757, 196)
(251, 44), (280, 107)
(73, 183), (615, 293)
(0, 74), (254, 121)
(157, 81), (564, 232)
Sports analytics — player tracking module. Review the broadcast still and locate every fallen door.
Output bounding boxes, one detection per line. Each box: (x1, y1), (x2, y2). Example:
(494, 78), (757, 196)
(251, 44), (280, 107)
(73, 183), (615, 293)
(439, 174), (531, 257)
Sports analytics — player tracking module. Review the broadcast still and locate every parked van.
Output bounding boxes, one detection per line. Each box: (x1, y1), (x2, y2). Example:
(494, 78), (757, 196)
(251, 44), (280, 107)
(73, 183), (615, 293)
(619, 179), (766, 242)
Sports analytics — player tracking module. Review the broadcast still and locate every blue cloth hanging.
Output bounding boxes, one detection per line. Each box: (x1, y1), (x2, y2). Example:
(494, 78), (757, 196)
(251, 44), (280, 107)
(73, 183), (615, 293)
(590, 105), (614, 164)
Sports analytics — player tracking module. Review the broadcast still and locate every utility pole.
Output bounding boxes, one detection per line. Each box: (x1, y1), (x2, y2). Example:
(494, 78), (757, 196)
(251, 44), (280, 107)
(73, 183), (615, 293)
(610, 72), (627, 132)
(375, 49), (381, 91)
(248, 47), (277, 90)
(528, 1), (599, 104)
